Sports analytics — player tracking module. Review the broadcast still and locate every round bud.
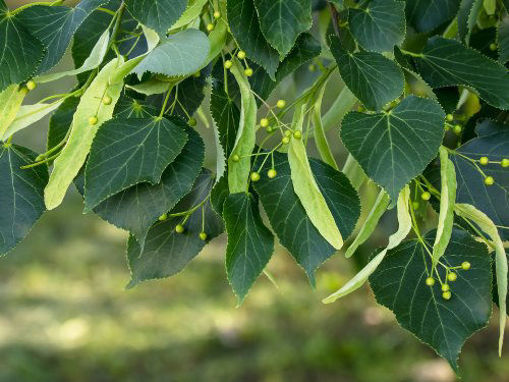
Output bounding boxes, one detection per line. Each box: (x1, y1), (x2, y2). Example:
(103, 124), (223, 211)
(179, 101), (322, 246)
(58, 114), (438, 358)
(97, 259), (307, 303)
(441, 284), (450, 292)
(421, 191), (431, 201)
(232, 154), (240, 162)
(453, 124), (462, 135)
(188, 117), (197, 127)
(102, 95), (112, 105)
(308, 64), (316, 72)
(484, 176), (494, 186)
(224, 60), (233, 69)
(158, 213), (168, 221)
(446, 114), (454, 122)
(412, 201), (420, 210)
(282, 136), (290, 145)
(175, 224), (185, 234)
(293, 131), (302, 140)
(199, 232), (208, 241)
(244, 68), (253, 77)
(237, 50), (246, 59)
(88, 116), (98, 125)
(461, 261), (471, 270)
(489, 43), (497, 51)
(284, 130), (292, 137)
(213, 11), (221, 19)
(260, 118), (269, 128)
(206, 23), (214, 32)
(26, 80), (36, 91)
(276, 99), (286, 109)
(250, 172), (261, 182)
(267, 169), (277, 179)
(442, 291), (452, 300)
(447, 272), (457, 282)
(266, 126), (274, 133)
(479, 156), (489, 165)
(501, 158), (509, 168)
(425, 277), (435, 286)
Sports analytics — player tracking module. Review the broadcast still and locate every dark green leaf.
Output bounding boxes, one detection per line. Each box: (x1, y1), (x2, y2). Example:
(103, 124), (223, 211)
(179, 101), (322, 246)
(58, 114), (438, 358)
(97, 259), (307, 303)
(77, 123), (203, 243)
(254, 152), (360, 282)
(84, 117), (188, 211)
(0, 3), (45, 90)
(457, 0), (482, 42)
(224, 193), (274, 302)
(210, 81), (240, 158)
(370, 228), (492, 371)
(499, 15), (509, 64)
(133, 29), (209, 78)
(404, 0), (460, 33)
(114, 96), (158, 119)
(16, 0), (106, 73)
(451, 129), (509, 241)
(348, 0), (405, 53)
(341, 96), (445, 201)
(413, 37), (509, 110)
(227, 0), (279, 79)
(330, 36), (404, 111)
(254, 0), (313, 57)
(0, 144), (48, 255)
(125, 0), (187, 37)
(126, 169), (224, 287)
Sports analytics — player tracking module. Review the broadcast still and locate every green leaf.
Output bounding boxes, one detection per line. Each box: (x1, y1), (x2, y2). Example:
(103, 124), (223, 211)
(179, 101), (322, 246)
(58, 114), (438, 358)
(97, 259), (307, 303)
(0, 84), (26, 139)
(211, 80), (240, 159)
(125, 0), (187, 37)
(84, 117), (188, 211)
(431, 147), (457, 267)
(253, 0), (313, 57)
(498, 15), (509, 64)
(126, 169), (224, 287)
(0, 4), (45, 90)
(228, 61), (257, 194)
(330, 36), (404, 111)
(455, 203), (507, 355)
(404, 0), (461, 33)
(341, 95), (445, 202)
(413, 37), (509, 110)
(2, 100), (64, 140)
(370, 228), (492, 371)
(227, 0), (279, 79)
(16, 0), (106, 73)
(348, 0), (406, 53)
(224, 192), (274, 303)
(344, 190), (390, 259)
(172, 0), (208, 30)
(254, 151), (360, 282)
(133, 29), (210, 79)
(79, 123), (203, 243)
(323, 186), (410, 303)
(45, 58), (126, 210)
(0, 144), (48, 255)
(288, 104), (343, 249)
(451, 130), (509, 241)
(458, 0), (483, 43)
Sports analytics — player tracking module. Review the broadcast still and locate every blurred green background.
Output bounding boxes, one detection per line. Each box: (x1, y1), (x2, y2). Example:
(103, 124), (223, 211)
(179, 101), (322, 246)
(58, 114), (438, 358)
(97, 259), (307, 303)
(3, 1), (509, 381)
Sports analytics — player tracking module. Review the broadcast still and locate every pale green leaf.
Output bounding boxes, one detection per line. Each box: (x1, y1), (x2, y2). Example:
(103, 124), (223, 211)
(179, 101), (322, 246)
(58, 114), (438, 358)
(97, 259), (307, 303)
(455, 203), (507, 355)
(323, 186), (410, 303)
(288, 104), (343, 250)
(171, 0), (208, 30)
(0, 84), (26, 139)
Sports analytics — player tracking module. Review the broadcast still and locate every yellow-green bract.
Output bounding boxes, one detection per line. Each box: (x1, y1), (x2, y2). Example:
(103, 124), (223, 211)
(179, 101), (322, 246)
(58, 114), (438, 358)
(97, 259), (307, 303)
(288, 104), (343, 250)
(323, 186), (411, 303)
(228, 60), (257, 194)
(44, 58), (127, 210)
(454, 203), (507, 356)
(431, 146), (456, 267)
(0, 84), (26, 139)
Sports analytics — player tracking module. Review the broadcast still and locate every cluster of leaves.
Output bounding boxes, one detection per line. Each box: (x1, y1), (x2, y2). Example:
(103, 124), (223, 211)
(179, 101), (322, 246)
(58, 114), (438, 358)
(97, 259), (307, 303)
(0, 0), (508, 374)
